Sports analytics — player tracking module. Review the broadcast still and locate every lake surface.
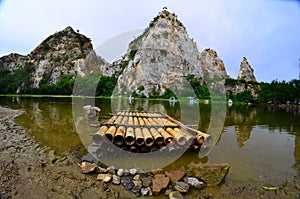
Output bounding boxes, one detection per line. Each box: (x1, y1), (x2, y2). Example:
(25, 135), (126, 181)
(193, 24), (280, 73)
(0, 96), (299, 192)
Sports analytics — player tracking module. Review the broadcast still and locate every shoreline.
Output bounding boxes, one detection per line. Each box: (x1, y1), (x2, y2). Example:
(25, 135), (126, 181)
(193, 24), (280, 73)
(0, 106), (103, 199)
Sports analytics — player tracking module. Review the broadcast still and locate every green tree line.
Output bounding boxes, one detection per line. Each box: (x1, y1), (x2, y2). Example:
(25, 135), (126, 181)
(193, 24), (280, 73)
(1, 65), (299, 103)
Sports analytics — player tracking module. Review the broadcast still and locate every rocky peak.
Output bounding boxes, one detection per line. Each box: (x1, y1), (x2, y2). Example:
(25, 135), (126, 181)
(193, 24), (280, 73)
(0, 53), (27, 72)
(27, 26), (99, 88)
(238, 57), (256, 82)
(116, 10), (204, 96)
(200, 48), (228, 80)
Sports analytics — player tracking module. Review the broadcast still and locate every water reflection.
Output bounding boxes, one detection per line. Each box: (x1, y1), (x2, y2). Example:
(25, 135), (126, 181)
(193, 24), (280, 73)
(0, 97), (299, 174)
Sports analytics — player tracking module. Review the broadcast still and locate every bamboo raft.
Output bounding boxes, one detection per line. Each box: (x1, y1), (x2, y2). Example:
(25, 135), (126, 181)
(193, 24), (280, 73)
(91, 110), (211, 158)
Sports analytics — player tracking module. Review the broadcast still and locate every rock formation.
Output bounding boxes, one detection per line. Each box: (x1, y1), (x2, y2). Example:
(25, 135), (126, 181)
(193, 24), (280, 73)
(237, 57), (256, 82)
(0, 9), (260, 98)
(200, 48), (228, 80)
(116, 10), (208, 96)
(0, 26), (107, 91)
(0, 53), (27, 72)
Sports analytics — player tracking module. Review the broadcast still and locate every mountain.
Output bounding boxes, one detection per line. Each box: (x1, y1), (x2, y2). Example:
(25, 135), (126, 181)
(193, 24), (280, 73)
(0, 9), (259, 98)
(0, 26), (107, 93)
(116, 9), (227, 97)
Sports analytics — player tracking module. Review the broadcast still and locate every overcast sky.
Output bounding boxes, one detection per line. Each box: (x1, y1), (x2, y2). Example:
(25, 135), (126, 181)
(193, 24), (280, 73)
(1, 0), (300, 82)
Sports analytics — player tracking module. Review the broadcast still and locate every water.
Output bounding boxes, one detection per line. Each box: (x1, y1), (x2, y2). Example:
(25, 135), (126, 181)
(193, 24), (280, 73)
(0, 96), (299, 190)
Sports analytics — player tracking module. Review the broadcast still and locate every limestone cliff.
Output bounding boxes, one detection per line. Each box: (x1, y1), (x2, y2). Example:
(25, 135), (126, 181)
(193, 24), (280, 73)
(116, 10), (212, 96)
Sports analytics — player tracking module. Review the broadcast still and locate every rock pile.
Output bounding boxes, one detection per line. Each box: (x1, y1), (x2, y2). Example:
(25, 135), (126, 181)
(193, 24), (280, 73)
(81, 161), (230, 197)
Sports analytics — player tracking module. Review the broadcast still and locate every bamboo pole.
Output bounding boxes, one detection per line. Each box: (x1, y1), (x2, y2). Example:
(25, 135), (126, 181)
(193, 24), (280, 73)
(179, 128), (195, 145)
(161, 112), (212, 143)
(196, 131), (212, 144)
(106, 116), (117, 124)
(142, 128), (154, 147)
(121, 116), (128, 124)
(133, 117), (139, 125)
(114, 126), (126, 146)
(114, 115), (123, 124)
(149, 128), (164, 145)
(128, 116), (133, 125)
(93, 125), (108, 144)
(157, 128), (173, 144)
(105, 126), (117, 142)
(138, 117), (145, 126)
(143, 118), (151, 125)
(166, 128), (187, 146)
(135, 127), (144, 146)
(125, 127), (135, 146)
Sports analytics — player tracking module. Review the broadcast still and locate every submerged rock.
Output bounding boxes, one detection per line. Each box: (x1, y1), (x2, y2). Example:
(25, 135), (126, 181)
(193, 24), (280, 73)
(186, 163), (230, 186)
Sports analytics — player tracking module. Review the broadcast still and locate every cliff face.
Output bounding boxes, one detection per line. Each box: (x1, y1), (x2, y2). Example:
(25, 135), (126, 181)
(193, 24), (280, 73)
(116, 10), (227, 96)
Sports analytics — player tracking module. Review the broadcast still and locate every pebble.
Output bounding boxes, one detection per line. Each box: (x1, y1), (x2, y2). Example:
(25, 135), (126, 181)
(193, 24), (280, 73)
(97, 173), (112, 183)
(174, 181), (189, 193)
(107, 166), (116, 175)
(131, 185), (142, 197)
(112, 175), (120, 185)
(141, 187), (151, 196)
(121, 177), (134, 191)
(129, 168), (137, 175)
(117, 168), (124, 176)
(81, 162), (97, 174)
(133, 174), (140, 181)
(133, 180), (142, 187)
(183, 177), (206, 189)
(123, 169), (130, 176)
(141, 176), (152, 187)
(169, 191), (184, 199)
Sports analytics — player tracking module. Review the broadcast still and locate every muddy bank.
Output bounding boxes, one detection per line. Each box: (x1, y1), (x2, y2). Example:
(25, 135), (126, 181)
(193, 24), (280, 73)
(1, 106), (300, 199)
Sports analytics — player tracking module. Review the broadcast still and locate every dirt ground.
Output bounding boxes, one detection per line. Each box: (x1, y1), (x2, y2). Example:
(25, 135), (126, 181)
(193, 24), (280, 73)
(0, 106), (300, 199)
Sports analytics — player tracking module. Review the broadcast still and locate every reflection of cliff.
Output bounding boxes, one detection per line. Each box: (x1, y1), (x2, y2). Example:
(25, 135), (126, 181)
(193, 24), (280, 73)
(235, 126), (253, 147)
(225, 106), (257, 147)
